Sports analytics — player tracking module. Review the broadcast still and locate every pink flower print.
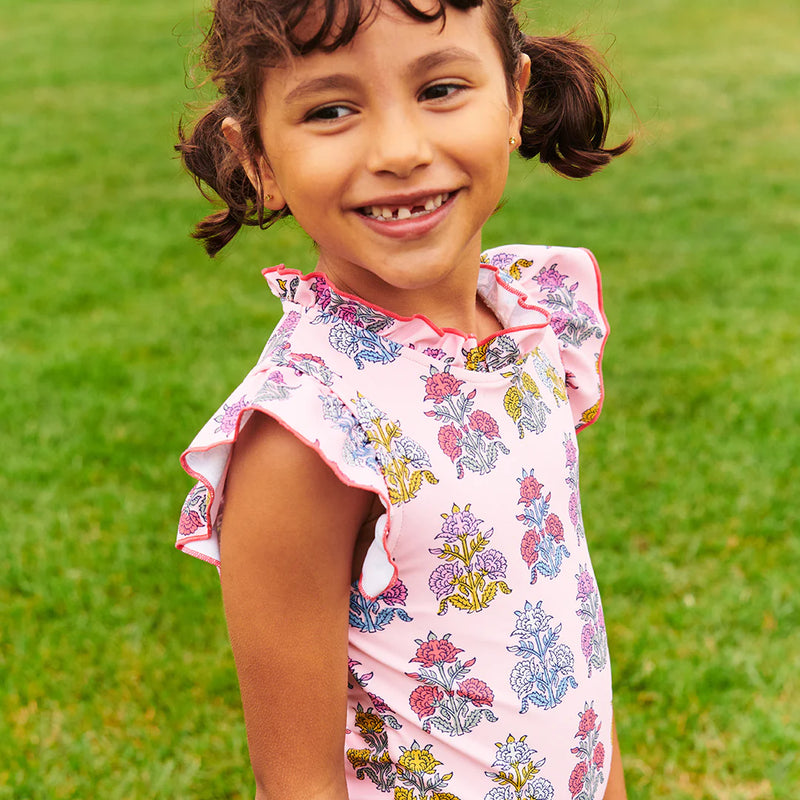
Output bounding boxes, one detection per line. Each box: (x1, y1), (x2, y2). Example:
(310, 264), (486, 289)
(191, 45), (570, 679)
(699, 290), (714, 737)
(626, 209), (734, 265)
(545, 513), (565, 542)
(423, 347), (447, 359)
(424, 371), (465, 402)
(381, 579), (408, 607)
(473, 548), (507, 579)
(312, 277), (332, 310)
(577, 706), (598, 738)
(576, 569), (595, 601)
(178, 509), (204, 536)
(213, 396), (248, 435)
(428, 562), (464, 600)
(593, 742), (605, 769)
(576, 300), (598, 325)
(467, 409), (500, 438)
(411, 636), (463, 668)
(520, 529), (541, 567)
(597, 604), (605, 630)
(549, 310), (569, 337)
(518, 474), (543, 505)
(437, 508), (481, 541)
(564, 438), (578, 468)
(338, 303), (358, 323)
(409, 685), (443, 718)
(437, 423), (463, 461)
(569, 761), (588, 797)
(581, 623), (595, 661)
(568, 493), (580, 525)
(457, 678), (494, 706)
(535, 264), (567, 289)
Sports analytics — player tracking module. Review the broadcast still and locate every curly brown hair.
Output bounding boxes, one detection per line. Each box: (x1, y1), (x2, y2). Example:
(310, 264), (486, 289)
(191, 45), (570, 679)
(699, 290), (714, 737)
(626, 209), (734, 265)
(176, 0), (631, 256)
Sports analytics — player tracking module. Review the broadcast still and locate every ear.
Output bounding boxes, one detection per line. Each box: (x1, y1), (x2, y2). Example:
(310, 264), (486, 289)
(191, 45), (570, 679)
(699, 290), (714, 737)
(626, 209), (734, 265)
(508, 53), (531, 148)
(221, 117), (285, 211)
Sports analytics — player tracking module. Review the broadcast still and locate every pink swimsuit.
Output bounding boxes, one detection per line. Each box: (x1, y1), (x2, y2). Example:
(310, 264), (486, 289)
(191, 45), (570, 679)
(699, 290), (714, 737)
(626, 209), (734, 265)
(177, 244), (613, 800)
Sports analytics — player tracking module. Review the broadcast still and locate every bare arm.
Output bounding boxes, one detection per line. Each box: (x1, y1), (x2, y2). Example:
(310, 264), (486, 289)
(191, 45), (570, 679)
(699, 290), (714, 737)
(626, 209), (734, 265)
(604, 713), (628, 800)
(220, 411), (375, 800)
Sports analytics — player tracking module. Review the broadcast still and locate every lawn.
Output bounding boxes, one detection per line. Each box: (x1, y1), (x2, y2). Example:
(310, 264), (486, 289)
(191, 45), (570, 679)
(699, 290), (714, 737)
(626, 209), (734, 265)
(2, 0), (798, 798)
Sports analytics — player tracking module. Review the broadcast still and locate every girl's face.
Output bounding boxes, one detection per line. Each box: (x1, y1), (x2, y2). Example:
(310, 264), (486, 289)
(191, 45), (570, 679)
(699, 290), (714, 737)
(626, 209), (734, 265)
(248, 1), (529, 319)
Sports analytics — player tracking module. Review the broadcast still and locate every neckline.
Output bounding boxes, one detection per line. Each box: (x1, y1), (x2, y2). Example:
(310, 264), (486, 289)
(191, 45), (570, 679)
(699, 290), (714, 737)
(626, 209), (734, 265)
(262, 263), (550, 373)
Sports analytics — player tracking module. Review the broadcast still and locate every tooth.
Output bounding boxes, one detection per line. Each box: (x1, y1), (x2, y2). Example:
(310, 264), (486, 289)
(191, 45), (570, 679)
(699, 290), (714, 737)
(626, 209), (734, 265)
(397, 207), (411, 220)
(381, 207), (393, 219)
(424, 197), (435, 211)
(434, 194), (443, 208)
(370, 206), (381, 218)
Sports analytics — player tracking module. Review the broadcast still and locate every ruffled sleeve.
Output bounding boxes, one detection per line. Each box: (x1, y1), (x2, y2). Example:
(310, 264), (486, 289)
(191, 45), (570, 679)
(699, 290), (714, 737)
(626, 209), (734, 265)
(176, 361), (395, 597)
(482, 244), (609, 431)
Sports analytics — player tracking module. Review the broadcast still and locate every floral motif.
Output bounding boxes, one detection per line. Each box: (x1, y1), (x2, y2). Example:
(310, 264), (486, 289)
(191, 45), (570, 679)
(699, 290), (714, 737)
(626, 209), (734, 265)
(346, 703), (395, 792)
(319, 394), (376, 468)
(568, 703), (605, 799)
(530, 347), (569, 406)
(422, 365), (509, 478)
(574, 566), (608, 677)
(507, 601), (577, 712)
(463, 334), (522, 372)
(483, 250), (534, 283)
(349, 658), (402, 729)
(258, 310), (300, 366)
(501, 362), (551, 438)
(483, 734), (554, 800)
(355, 394), (438, 505)
(252, 369), (302, 403)
(516, 468), (570, 583)
(429, 504), (511, 614)
(177, 483), (207, 537)
(395, 741), (462, 799)
(563, 433), (585, 541)
(406, 632), (497, 736)
(349, 579), (413, 633)
(212, 395), (248, 435)
(533, 267), (603, 350)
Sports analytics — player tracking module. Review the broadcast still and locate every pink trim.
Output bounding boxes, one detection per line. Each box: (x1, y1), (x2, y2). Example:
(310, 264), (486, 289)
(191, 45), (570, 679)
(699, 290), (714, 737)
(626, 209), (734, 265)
(178, 396), (397, 600)
(262, 264), (550, 349)
(574, 248), (609, 434)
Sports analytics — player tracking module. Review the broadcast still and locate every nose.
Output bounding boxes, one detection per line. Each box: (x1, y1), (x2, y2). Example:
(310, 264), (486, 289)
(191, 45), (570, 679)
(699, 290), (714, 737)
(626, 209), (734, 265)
(365, 108), (434, 178)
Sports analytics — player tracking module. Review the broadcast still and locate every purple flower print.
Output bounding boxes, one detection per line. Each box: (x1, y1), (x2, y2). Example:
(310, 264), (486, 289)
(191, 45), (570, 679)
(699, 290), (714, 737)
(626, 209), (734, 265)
(437, 508), (482, 541)
(564, 438), (578, 468)
(312, 276), (332, 310)
(429, 503), (510, 614)
(429, 562), (465, 600)
(213, 396), (248, 435)
(568, 493), (580, 526)
(474, 549), (508, 580)
(575, 569), (595, 601)
(574, 565), (607, 677)
(576, 300), (598, 325)
(423, 346), (448, 360)
(535, 265), (567, 290)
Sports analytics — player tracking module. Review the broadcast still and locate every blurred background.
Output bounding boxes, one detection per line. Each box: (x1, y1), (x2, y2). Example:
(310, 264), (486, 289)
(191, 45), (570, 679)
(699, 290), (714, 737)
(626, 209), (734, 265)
(2, 0), (798, 797)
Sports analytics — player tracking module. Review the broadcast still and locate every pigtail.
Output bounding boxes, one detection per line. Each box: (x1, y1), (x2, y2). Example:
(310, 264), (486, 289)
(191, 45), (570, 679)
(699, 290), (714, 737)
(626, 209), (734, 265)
(518, 35), (632, 178)
(176, 101), (286, 257)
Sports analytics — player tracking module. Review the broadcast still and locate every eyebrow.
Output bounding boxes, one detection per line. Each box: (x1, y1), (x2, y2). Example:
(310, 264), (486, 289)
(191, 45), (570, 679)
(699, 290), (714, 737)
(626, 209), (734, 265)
(282, 47), (483, 105)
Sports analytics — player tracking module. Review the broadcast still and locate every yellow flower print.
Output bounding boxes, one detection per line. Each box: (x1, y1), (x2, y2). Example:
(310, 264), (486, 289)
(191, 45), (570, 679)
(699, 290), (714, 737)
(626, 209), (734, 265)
(580, 399), (600, 426)
(432, 794), (461, 800)
(464, 342), (489, 371)
(394, 788), (414, 800)
(398, 743), (441, 774)
(507, 257), (533, 281)
(354, 709), (385, 734)
(346, 748), (371, 769)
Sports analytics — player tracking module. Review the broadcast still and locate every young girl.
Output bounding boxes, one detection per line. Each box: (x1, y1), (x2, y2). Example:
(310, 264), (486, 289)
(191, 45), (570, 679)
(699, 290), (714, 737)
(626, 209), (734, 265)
(175, 1), (631, 798)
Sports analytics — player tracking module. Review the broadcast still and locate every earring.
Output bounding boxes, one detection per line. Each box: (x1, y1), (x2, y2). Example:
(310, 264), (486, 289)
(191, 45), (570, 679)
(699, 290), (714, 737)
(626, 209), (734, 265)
(266, 194), (273, 202)
(509, 137), (517, 147)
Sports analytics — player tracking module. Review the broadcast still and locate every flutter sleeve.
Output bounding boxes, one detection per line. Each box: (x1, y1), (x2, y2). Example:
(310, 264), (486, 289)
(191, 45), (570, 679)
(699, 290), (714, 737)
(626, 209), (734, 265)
(483, 244), (610, 431)
(175, 361), (393, 592)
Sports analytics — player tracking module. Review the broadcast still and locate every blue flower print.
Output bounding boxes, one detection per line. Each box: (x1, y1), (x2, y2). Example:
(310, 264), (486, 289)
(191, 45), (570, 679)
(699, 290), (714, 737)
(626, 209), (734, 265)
(507, 600), (577, 712)
(483, 733), (554, 800)
(349, 579), (413, 633)
(320, 394), (377, 469)
(326, 319), (403, 369)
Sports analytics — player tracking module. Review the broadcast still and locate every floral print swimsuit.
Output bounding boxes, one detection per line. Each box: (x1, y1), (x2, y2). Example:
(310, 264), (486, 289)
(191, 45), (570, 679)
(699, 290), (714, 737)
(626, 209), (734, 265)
(177, 245), (613, 800)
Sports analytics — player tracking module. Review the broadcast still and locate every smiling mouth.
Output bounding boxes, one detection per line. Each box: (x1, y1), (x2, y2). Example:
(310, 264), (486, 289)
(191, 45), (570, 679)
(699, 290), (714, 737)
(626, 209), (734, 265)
(358, 191), (452, 221)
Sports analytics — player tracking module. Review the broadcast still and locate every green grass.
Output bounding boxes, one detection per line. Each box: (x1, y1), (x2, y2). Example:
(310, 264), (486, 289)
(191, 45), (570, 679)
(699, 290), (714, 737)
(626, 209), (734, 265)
(2, 0), (798, 797)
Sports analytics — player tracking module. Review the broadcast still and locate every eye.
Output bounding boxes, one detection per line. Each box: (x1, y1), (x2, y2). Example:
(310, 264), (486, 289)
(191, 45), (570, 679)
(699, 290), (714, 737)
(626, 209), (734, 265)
(419, 82), (464, 102)
(306, 104), (354, 122)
